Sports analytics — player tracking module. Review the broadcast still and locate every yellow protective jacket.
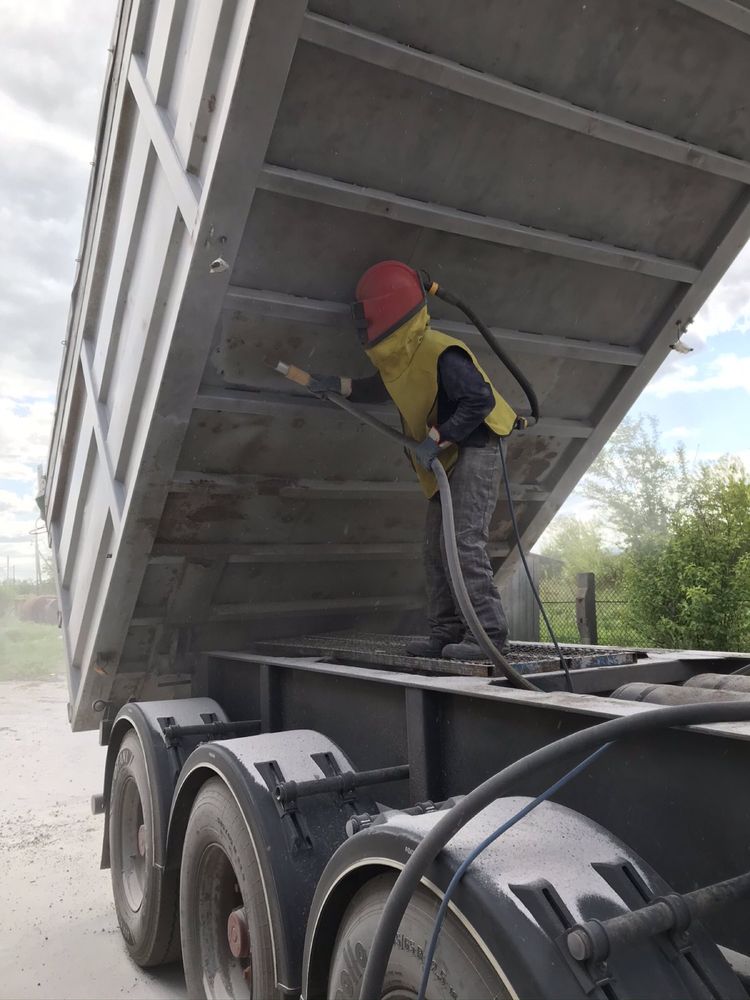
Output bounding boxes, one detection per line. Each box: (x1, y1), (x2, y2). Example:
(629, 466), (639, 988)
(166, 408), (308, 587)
(365, 306), (517, 497)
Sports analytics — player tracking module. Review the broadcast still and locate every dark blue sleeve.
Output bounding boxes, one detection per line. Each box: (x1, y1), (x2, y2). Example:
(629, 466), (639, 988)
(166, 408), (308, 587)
(349, 372), (390, 404)
(436, 347), (495, 443)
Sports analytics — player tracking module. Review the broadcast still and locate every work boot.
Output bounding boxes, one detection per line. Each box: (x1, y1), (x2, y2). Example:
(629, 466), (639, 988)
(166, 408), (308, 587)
(405, 634), (460, 658)
(442, 638), (509, 662)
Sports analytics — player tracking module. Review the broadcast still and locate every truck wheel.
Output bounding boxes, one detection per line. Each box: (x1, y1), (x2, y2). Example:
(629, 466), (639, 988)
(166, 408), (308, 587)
(109, 730), (180, 965)
(179, 778), (277, 999)
(328, 872), (513, 1000)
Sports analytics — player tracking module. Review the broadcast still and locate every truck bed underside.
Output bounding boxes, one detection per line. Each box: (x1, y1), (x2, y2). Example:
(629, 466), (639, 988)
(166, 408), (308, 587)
(43, 0), (750, 729)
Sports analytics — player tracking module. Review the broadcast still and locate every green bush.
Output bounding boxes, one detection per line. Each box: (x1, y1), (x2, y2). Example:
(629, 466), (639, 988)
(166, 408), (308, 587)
(625, 461), (750, 652)
(0, 615), (64, 681)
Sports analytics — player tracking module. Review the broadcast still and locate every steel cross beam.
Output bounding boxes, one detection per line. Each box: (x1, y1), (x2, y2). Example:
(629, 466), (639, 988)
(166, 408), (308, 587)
(127, 55), (202, 230)
(148, 540), (512, 564)
(131, 594), (423, 627)
(301, 13), (750, 184)
(192, 385), (593, 439)
(224, 285), (644, 367)
(169, 470), (549, 503)
(301, 12), (750, 185)
(258, 164), (700, 283)
(79, 340), (125, 532)
(673, 0), (750, 35)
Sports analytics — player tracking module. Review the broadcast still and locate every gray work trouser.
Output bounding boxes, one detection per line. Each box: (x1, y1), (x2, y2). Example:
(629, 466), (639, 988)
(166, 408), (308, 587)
(423, 442), (509, 644)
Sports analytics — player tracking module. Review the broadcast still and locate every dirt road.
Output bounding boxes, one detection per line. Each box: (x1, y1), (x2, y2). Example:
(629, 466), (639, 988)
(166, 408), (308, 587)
(0, 678), (187, 999)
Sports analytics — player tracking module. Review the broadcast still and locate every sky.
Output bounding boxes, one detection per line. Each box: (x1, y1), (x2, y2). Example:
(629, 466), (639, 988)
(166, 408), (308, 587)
(0, 1), (749, 582)
(0, 0), (116, 582)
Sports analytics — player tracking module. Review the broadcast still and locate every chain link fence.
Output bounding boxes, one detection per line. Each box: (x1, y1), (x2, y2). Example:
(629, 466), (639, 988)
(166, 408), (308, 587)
(537, 574), (578, 644)
(595, 596), (649, 648)
(537, 570), (652, 648)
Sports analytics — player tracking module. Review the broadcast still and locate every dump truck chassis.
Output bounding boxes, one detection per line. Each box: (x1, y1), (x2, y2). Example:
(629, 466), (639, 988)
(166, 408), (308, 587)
(95, 648), (750, 998)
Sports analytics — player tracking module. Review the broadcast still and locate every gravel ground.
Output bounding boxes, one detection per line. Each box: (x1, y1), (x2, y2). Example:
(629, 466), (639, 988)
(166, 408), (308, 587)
(0, 678), (187, 999)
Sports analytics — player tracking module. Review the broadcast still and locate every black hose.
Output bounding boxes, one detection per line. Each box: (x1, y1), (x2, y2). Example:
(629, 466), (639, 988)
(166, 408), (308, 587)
(421, 279), (574, 686)
(433, 461), (537, 690)
(358, 699), (750, 999)
(428, 282), (540, 424)
(416, 742), (612, 1000)
(499, 440), (573, 691)
(323, 392), (539, 691)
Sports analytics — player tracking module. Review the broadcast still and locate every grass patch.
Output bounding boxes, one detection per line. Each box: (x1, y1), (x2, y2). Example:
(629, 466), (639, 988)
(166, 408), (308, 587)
(0, 615), (64, 681)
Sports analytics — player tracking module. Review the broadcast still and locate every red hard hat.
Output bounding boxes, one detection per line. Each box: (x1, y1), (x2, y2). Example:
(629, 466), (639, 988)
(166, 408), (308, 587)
(352, 260), (426, 345)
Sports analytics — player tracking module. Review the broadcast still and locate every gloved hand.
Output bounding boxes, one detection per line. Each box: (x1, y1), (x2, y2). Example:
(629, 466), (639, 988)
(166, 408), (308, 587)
(307, 373), (342, 397)
(413, 435), (442, 470)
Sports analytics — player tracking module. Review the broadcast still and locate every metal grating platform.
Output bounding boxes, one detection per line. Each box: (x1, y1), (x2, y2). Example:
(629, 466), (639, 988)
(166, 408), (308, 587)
(249, 633), (640, 679)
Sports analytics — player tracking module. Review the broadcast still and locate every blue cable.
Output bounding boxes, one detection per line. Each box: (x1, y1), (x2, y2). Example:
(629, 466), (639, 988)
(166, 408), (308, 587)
(416, 742), (613, 1000)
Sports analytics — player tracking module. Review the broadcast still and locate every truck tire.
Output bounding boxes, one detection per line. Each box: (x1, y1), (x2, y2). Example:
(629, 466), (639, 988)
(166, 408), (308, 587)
(179, 778), (277, 999)
(109, 730), (180, 966)
(328, 872), (513, 1000)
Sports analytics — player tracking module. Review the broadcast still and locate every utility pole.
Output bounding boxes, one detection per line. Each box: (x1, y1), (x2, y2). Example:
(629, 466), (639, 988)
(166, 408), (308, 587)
(34, 531), (42, 593)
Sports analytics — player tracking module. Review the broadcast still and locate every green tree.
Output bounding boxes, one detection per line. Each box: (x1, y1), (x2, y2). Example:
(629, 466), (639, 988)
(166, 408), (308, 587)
(626, 459), (750, 651)
(540, 515), (621, 584)
(580, 416), (687, 551)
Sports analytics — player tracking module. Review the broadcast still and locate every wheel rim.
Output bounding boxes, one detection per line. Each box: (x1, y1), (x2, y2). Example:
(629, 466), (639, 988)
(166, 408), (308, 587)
(118, 776), (147, 912)
(196, 844), (252, 998)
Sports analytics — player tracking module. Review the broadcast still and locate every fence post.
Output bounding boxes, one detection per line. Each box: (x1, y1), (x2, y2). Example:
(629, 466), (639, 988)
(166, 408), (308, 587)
(576, 572), (598, 645)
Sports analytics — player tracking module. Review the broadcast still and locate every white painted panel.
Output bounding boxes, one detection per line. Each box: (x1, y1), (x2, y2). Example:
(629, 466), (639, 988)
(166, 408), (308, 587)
(92, 120), (153, 398)
(106, 163), (183, 470)
(121, 227), (192, 492)
(144, 0), (181, 102)
(165, 0), (201, 126)
(58, 419), (96, 589)
(172, 0), (231, 174)
(112, 213), (184, 484)
(66, 456), (112, 667)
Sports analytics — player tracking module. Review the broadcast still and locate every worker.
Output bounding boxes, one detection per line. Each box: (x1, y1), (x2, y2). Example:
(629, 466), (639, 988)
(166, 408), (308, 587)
(305, 260), (518, 661)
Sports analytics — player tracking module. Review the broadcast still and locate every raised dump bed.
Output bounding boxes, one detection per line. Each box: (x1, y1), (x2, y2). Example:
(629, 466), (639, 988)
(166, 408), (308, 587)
(44, 0), (750, 734)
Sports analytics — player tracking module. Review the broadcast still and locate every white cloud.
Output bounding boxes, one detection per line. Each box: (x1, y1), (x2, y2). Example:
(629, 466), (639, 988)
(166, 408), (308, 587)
(687, 448), (750, 470)
(0, 0), (116, 390)
(0, 370), (56, 404)
(0, 90), (94, 164)
(0, 0), (115, 579)
(690, 241), (750, 344)
(645, 352), (750, 399)
(0, 397), (55, 477)
(662, 425), (698, 440)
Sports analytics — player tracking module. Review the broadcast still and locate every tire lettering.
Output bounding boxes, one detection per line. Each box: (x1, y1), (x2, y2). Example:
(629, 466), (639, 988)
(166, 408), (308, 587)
(336, 939), (368, 999)
(394, 932), (458, 1000)
(119, 918), (135, 946)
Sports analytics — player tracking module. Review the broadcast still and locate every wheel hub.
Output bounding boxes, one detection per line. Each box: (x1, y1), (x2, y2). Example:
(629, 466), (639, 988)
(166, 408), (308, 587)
(227, 906), (250, 959)
(137, 823), (146, 858)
